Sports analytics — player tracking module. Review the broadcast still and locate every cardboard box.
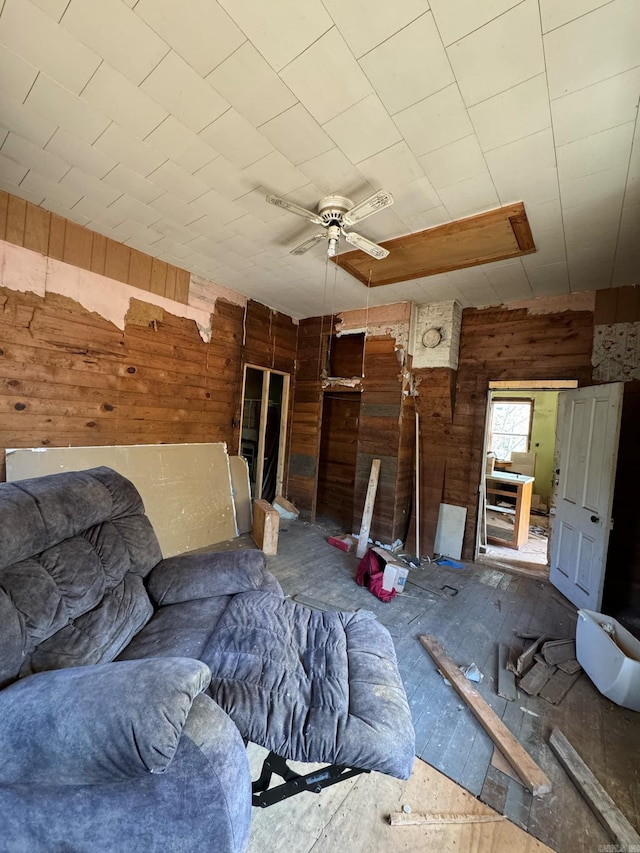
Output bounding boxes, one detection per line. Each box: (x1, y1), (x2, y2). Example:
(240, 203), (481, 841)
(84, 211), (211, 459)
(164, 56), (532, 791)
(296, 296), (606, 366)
(382, 563), (409, 593)
(328, 534), (357, 552)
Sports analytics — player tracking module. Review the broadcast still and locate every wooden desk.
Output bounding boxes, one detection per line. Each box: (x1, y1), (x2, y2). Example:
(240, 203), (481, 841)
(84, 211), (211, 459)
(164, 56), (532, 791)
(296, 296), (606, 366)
(486, 472), (535, 550)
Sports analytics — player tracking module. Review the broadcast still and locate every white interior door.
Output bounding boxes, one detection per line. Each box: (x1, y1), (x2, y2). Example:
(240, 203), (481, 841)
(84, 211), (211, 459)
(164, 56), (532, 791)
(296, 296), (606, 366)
(550, 383), (623, 610)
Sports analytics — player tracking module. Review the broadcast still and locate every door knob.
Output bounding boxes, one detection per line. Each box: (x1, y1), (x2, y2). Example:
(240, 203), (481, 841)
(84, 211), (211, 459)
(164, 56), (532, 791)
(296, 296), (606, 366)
(590, 515), (600, 523)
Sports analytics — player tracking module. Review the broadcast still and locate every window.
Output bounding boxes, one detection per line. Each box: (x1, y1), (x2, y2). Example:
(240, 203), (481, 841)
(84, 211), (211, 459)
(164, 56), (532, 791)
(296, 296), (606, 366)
(489, 398), (534, 460)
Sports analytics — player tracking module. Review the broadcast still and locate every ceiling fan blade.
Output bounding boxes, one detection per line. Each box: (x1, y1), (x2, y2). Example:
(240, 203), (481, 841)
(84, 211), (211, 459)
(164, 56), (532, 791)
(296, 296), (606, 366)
(266, 195), (324, 225)
(342, 190), (394, 227)
(290, 233), (326, 256)
(342, 230), (389, 260)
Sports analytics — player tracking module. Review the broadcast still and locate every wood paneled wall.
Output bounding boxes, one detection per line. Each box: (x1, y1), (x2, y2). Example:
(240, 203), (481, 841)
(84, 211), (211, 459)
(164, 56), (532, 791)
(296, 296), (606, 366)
(0, 191), (190, 302)
(415, 304), (594, 559)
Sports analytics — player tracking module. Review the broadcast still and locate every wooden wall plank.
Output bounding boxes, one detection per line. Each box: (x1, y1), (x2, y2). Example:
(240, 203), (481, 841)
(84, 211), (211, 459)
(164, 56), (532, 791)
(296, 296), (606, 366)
(0, 191), (8, 240)
(104, 238), (131, 283)
(149, 258), (168, 296)
(615, 285), (640, 323)
(48, 213), (66, 260)
(175, 268), (190, 304)
(165, 265), (177, 301)
(6, 195), (26, 246)
(90, 232), (107, 276)
(23, 204), (50, 255)
(63, 220), (93, 270)
(594, 290), (618, 325)
(128, 250), (152, 291)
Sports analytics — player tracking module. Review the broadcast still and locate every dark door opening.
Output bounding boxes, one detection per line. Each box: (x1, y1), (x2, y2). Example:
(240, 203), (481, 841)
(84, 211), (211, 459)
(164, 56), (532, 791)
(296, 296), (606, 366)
(316, 392), (361, 529)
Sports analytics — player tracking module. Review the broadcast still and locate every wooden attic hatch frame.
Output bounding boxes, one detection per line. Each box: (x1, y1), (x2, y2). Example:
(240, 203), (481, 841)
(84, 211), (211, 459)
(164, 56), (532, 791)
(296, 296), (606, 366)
(334, 202), (535, 286)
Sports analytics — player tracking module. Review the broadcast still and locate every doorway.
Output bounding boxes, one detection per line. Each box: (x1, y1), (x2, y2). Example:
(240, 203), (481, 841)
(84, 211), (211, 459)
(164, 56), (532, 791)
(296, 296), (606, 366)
(316, 391), (361, 527)
(478, 380), (578, 576)
(240, 365), (290, 503)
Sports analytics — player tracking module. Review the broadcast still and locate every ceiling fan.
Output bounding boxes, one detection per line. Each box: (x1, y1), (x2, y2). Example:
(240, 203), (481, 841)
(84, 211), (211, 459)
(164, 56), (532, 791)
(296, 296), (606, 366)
(266, 190), (394, 260)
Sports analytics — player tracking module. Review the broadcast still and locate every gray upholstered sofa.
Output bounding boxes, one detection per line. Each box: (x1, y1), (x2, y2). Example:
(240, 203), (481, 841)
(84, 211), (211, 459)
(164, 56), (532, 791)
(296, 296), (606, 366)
(0, 466), (414, 851)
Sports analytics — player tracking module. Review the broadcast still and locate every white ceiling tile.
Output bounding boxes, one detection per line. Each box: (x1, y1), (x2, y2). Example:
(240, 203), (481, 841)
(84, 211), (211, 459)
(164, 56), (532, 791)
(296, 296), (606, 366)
(419, 134), (488, 190)
(60, 0), (170, 86)
(545, 0), (640, 99)
(25, 74), (110, 144)
(45, 127), (116, 179)
(356, 141), (425, 191)
(280, 28), (372, 126)
(195, 156), (259, 201)
(521, 235), (567, 268)
(0, 0), (100, 95)
(550, 68), (640, 146)
(492, 165), (560, 207)
(21, 168), (83, 208)
(391, 177), (442, 217)
(349, 207), (407, 242)
(144, 117), (205, 161)
(237, 187), (290, 223)
(324, 0), (427, 59)
(207, 42), (297, 127)
(522, 197), (564, 236)
(104, 163), (162, 204)
(0, 152), (28, 184)
(394, 84), (474, 158)
(152, 218), (200, 243)
(2, 131), (69, 180)
(540, 0), (615, 34)
(189, 215), (238, 242)
(485, 128), (556, 179)
(71, 195), (126, 228)
(525, 262), (570, 296)
(447, 0), (544, 107)
(297, 148), (370, 196)
(147, 160), (210, 203)
(245, 150), (309, 196)
(0, 45), (37, 102)
(115, 219), (163, 247)
(172, 138), (218, 175)
(437, 172), (500, 218)
(148, 192), (204, 226)
(140, 51), (229, 134)
(0, 175), (43, 204)
(217, 0), (332, 73)
(557, 122), (635, 184)
(134, 0), (244, 77)
(80, 62), (168, 141)
(430, 0), (522, 46)
(323, 93), (402, 163)
(259, 104), (334, 166)
(93, 123), (166, 177)
(560, 164), (628, 209)
(106, 194), (162, 229)
(41, 197), (90, 225)
(60, 165), (121, 206)
(469, 74), (551, 152)
(199, 108), (273, 169)
(190, 188), (246, 225)
(29, 0), (68, 20)
(402, 204), (451, 232)
(359, 12), (454, 115)
(0, 93), (58, 147)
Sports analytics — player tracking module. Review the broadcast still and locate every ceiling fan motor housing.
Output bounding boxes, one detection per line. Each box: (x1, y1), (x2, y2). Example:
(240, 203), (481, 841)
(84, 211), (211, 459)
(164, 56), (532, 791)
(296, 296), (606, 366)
(317, 195), (354, 227)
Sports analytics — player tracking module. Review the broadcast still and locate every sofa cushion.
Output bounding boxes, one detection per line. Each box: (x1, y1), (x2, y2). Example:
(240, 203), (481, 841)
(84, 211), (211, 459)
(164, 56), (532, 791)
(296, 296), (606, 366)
(0, 658), (212, 785)
(202, 591), (416, 780)
(22, 574), (153, 675)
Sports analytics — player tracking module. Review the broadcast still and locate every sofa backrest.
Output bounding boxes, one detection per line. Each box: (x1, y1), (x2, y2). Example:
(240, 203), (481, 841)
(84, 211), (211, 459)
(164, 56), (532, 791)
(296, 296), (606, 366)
(0, 467), (163, 686)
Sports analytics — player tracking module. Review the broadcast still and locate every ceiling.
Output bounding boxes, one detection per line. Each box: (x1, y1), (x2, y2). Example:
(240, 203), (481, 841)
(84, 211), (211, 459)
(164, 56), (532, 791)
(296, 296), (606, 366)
(0, 0), (638, 320)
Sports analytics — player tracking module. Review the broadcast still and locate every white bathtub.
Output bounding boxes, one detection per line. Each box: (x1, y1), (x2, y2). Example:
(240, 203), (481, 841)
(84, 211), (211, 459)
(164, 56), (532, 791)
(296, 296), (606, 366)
(576, 609), (640, 712)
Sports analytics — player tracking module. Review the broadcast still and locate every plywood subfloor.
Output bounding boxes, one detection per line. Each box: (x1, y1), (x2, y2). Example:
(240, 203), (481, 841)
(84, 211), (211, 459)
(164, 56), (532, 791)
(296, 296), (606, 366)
(248, 747), (553, 853)
(231, 518), (640, 853)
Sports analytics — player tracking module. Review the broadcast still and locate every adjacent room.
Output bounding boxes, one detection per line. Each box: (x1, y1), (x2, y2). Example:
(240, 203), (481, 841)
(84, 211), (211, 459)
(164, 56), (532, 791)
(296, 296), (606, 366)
(0, 1), (639, 851)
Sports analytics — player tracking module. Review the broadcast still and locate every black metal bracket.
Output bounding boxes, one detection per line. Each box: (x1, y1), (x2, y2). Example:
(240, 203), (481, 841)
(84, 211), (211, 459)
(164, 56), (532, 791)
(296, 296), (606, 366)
(252, 751), (369, 808)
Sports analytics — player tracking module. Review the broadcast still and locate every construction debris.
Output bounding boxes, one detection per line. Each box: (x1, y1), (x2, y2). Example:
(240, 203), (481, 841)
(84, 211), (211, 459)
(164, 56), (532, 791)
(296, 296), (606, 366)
(502, 631), (583, 705)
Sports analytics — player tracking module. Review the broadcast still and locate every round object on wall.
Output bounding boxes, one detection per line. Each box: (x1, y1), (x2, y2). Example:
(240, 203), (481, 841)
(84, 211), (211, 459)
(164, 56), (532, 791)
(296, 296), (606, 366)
(421, 327), (442, 348)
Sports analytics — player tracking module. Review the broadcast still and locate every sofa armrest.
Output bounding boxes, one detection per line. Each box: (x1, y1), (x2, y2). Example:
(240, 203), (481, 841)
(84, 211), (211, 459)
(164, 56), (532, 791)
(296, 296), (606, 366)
(146, 549), (282, 606)
(0, 658), (211, 785)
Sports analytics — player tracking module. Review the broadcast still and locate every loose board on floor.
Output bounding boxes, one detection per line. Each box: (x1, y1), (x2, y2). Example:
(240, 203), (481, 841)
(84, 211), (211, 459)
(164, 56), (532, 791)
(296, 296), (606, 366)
(6, 443), (237, 557)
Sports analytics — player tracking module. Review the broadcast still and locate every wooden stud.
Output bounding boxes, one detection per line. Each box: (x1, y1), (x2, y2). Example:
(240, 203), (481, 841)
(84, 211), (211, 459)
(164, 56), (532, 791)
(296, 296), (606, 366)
(419, 634), (552, 796)
(549, 728), (640, 848)
(356, 458), (381, 558)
